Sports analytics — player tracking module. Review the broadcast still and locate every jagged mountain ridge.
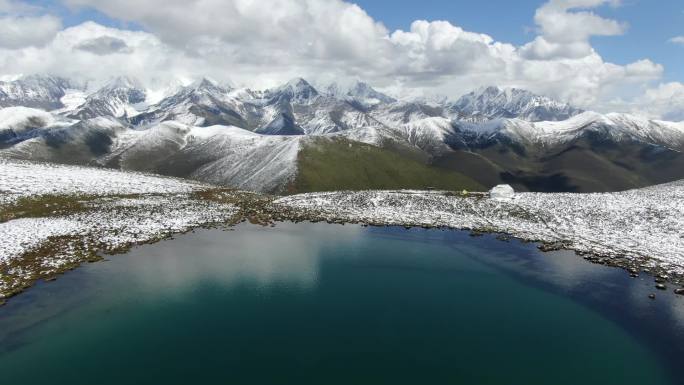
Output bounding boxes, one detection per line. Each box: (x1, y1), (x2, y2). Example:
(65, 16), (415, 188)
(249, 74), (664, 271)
(1, 74), (683, 193)
(322, 80), (397, 107)
(0, 75), (77, 110)
(0, 75), (587, 133)
(68, 76), (146, 120)
(449, 86), (583, 122)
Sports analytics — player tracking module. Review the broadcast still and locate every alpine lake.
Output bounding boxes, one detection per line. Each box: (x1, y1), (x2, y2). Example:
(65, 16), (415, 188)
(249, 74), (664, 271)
(1, 222), (683, 385)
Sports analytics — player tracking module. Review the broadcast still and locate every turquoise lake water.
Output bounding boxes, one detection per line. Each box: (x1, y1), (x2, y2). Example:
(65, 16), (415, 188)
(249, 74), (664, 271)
(1, 222), (683, 384)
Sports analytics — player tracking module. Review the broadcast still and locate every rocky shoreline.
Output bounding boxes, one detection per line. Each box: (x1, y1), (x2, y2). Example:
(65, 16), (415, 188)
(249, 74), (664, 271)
(2, 189), (684, 303)
(273, 189), (684, 295)
(201, 187), (684, 295)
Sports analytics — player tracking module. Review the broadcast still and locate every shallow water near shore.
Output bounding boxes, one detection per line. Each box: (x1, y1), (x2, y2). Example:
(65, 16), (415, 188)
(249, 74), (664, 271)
(1, 222), (683, 385)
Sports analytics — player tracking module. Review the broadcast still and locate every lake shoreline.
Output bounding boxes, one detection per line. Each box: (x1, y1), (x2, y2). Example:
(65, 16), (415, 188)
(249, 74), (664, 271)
(3, 204), (683, 305)
(1, 163), (683, 302)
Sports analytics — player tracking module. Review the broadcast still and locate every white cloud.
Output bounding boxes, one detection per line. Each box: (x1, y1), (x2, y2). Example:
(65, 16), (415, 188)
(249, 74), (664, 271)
(670, 36), (684, 45)
(0, 0), (62, 49)
(0, 15), (62, 49)
(0, 14), (61, 49)
(627, 82), (684, 121)
(64, 0), (393, 72)
(0, 0), (678, 119)
(0, 22), (211, 90)
(521, 0), (626, 60)
(623, 59), (663, 78)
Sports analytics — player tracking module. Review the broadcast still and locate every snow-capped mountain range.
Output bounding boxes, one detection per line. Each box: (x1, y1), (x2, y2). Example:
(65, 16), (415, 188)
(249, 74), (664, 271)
(448, 86), (583, 122)
(67, 76), (146, 120)
(1, 74), (683, 193)
(0, 75), (78, 110)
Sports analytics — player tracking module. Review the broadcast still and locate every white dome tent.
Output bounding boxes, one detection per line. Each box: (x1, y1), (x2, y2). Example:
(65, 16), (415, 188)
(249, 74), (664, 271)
(489, 184), (515, 200)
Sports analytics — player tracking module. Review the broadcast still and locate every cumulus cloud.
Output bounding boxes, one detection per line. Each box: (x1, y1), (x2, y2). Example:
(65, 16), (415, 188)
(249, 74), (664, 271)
(0, 21), (205, 89)
(521, 0), (626, 60)
(0, 0), (678, 119)
(631, 83), (684, 121)
(388, 20), (513, 79)
(74, 35), (130, 55)
(64, 0), (393, 72)
(0, 0), (62, 49)
(0, 15), (61, 49)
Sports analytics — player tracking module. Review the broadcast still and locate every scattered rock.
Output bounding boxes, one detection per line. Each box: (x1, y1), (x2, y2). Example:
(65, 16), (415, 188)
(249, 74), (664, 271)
(648, 294), (656, 299)
(656, 283), (667, 290)
(674, 288), (684, 296)
(538, 242), (565, 252)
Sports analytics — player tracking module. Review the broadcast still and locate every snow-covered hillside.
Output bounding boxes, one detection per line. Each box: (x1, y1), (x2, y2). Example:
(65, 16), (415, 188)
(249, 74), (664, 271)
(1, 119), (303, 193)
(0, 158), (238, 299)
(67, 76), (146, 120)
(452, 111), (684, 151)
(0, 157), (208, 205)
(456, 112), (684, 151)
(105, 123), (303, 192)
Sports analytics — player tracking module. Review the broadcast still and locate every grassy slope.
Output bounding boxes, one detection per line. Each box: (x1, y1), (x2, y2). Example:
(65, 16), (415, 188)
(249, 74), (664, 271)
(291, 137), (483, 193)
(0, 195), (94, 223)
(435, 136), (684, 193)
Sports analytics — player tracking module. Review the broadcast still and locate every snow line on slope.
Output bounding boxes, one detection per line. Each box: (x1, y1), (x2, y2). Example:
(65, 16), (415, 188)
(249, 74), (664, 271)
(0, 158), (209, 204)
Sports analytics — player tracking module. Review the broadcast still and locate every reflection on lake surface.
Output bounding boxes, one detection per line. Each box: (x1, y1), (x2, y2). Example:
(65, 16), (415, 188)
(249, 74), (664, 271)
(0, 222), (683, 385)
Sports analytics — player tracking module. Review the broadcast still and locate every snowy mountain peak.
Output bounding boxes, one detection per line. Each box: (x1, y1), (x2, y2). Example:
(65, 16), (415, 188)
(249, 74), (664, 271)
(452, 86), (583, 122)
(146, 78), (230, 112)
(323, 80), (396, 106)
(270, 78), (319, 103)
(102, 76), (142, 91)
(67, 76), (146, 120)
(227, 87), (258, 101)
(285, 77), (312, 88)
(0, 75), (77, 110)
(478, 85), (504, 96)
(191, 77), (227, 92)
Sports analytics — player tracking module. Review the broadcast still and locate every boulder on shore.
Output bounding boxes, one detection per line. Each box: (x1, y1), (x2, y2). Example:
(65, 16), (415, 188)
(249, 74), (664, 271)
(489, 184), (515, 200)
